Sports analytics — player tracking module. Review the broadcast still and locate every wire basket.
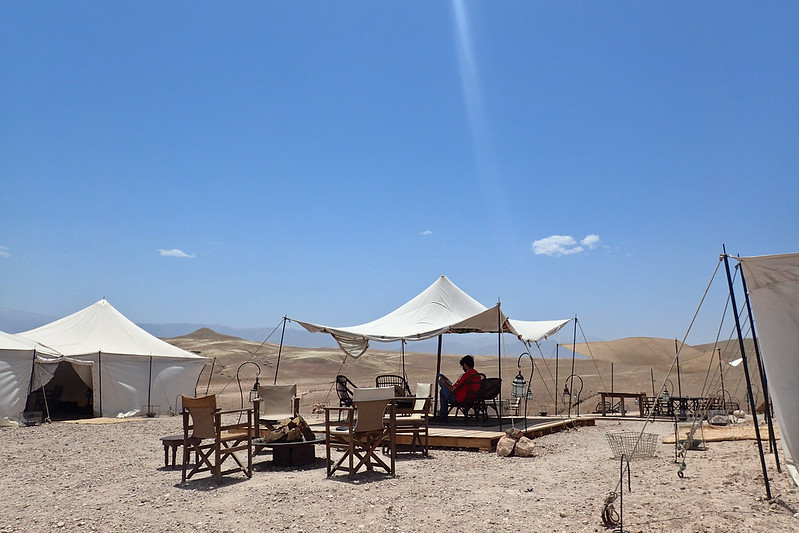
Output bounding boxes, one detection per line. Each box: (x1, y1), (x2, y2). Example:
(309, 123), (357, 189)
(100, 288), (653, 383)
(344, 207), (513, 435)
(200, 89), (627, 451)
(605, 431), (658, 459)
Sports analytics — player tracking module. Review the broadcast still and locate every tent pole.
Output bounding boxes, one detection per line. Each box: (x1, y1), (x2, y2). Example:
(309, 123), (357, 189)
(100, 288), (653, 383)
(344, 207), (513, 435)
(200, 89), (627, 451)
(555, 344), (559, 415)
(497, 302), (503, 431)
(650, 369), (655, 399)
(26, 349), (37, 411)
(147, 355), (153, 416)
(274, 316), (288, 384)
(98, 351), (102, 417)
(716, 348), (726, 410)
(723, 249), (772, 500)
(569, 317), (577, 417)
(675, 339), (683, 399)
(611, 363), (614, 394)
(434, 335), (443, 417)
(738, 258), (781, 470)
(205, 357), (216, 395)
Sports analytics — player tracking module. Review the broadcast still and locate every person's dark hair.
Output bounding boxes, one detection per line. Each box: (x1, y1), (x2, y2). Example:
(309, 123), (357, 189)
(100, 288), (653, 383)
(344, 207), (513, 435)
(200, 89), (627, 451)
(459, 355), (475, 369)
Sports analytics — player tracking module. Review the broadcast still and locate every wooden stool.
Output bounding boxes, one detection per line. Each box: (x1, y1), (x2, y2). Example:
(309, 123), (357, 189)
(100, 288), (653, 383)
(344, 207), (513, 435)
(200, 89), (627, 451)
(160, 434), (184, 469)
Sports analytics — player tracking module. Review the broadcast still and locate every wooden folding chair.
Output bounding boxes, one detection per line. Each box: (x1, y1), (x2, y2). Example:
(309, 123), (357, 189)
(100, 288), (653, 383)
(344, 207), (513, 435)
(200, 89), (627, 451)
(181, 394), (253, 484)
(257, 383), (299, 424)
(390, 382), (431, 455)
(324, 387), (396, 479)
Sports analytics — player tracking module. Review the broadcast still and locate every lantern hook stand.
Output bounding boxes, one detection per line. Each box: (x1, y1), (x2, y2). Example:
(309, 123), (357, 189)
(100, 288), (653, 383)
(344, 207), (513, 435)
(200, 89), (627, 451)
(514, 352), (535, 432)
(601, 453), (632, 532)
(564, 373), (584, 417)
(236, 361), (262, 424)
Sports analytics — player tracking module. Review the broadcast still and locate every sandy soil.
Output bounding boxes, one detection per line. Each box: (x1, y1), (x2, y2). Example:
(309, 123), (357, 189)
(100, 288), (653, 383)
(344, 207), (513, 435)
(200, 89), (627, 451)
(4, 331), (796, 532)
(1, 416), (797, 533)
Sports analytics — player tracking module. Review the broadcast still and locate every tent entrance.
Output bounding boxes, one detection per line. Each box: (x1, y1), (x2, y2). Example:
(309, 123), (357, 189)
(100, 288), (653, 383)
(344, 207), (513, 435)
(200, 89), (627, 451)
(25, 361), (94, 421)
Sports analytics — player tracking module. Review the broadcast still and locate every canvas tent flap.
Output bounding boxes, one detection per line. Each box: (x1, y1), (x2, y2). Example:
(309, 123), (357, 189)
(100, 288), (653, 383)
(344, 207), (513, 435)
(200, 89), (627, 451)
(566, 337), (708, 367)
(294, 275), (509, 357)
(508, 318), (572, 344)
(0, 331), (60, 420)
(739, 253), (799, 486)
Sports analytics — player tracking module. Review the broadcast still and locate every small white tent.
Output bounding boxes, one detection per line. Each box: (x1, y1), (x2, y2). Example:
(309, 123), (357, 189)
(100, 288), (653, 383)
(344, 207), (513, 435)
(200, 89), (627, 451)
(0, 331), (59, 421)
(19, 300), (208, 418)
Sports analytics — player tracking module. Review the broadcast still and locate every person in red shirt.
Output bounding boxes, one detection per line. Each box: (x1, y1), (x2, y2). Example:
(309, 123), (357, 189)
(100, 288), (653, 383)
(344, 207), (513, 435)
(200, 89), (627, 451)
(437, 355), (480, 422)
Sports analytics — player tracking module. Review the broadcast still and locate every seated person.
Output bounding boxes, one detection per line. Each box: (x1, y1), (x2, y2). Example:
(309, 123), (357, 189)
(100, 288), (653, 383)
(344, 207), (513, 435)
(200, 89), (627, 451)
(437, 355), (479, 421)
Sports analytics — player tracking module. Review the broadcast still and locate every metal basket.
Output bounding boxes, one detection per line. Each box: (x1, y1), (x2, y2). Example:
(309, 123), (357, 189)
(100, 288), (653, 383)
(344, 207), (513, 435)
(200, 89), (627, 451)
(605, 431), (658, 459)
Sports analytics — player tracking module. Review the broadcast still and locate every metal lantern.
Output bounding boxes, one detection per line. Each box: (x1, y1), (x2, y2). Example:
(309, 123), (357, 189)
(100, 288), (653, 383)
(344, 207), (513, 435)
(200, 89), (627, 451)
(249, 376), (261, 404)
(562, 385), (571, 407)
(512, 371), (527, 398)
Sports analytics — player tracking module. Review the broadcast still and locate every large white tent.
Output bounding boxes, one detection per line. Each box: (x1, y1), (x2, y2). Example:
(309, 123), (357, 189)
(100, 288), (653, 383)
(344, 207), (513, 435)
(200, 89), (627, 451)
(17, 300), (208, 419)
(738, 252), (799, 486)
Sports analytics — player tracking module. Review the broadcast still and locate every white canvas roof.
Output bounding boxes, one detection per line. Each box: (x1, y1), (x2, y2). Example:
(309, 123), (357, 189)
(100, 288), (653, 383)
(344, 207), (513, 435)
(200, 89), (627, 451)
(20, 299), (204, 359)
(295, 275), (509, 356)
(739, 252), (799, 486)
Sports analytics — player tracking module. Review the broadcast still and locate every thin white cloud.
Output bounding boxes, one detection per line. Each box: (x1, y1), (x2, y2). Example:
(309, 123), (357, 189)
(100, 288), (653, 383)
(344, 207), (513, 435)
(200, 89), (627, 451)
(532, 234), (601, 257)
(581, 234), (600, 249)
(0, 245), (9, 258)
(420, 230), (433, 236)
(158, 248), (195, 258)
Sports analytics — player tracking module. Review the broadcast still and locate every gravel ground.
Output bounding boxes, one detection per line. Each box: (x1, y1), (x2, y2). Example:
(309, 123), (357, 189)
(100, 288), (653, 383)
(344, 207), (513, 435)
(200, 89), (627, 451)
(1, 417), (797, 532)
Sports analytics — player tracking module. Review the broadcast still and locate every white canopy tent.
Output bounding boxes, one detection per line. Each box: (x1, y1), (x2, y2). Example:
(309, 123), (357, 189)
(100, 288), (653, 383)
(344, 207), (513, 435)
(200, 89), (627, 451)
(19, 300), (208, 418)
(0, 331), (60, 421)
(738, 252), (799, 486)
(295, 275), (572, 355)
(295, 275), (512, 357)
(294, 275), (574, 421)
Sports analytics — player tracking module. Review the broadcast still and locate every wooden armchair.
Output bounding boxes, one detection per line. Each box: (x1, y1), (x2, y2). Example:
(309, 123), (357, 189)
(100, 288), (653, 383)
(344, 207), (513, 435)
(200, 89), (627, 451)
(375, 374), (412, 397)
(390, 382), (432, 455)
(181, 394), (253, 484)
(335, 375), (357, 408)
(474, 377), (502, 421)
(324, 387), (396, 479)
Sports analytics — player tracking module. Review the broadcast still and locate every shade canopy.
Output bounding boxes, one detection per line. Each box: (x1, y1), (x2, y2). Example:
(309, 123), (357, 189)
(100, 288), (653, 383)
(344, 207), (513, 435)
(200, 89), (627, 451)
(295, 276), (574, 357)
(295, 275), (510, 356)
(738, 252), (799, 486)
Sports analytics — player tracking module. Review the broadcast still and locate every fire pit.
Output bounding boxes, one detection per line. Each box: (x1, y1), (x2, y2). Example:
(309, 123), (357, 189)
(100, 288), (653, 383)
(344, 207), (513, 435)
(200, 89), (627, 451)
(254, 416), (324, 467)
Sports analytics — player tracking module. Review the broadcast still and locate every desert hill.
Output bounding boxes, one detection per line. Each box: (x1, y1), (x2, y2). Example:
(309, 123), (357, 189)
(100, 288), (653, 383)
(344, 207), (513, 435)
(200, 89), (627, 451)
(165, 329), (754, 416)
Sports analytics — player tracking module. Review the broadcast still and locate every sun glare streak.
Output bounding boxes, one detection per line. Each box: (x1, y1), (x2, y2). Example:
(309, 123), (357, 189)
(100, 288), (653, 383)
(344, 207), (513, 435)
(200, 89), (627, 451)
(451, 0), (488, 151)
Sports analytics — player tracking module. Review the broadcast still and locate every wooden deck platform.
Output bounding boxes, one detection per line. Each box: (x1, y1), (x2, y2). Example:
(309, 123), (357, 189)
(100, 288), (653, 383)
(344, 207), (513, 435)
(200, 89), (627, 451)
(308, 416), (596, 453)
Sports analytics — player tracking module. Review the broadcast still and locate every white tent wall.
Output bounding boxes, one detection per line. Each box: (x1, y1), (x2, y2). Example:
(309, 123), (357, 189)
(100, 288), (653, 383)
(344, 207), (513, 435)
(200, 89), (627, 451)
(739, 253), (799, 486)
(97, 354), (206, 417)
(0, 348), (35, 420)
(0, 331), (61, 421)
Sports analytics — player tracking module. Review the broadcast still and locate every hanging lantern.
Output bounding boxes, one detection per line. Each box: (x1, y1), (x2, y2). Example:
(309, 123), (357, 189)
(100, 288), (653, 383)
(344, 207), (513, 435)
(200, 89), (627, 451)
(512, 371), (527, 398)
(562, 385), (571, 407)
(249, 376), (261, 404)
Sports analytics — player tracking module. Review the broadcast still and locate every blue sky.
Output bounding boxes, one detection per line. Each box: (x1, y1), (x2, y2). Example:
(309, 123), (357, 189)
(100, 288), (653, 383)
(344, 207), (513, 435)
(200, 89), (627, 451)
(1, 2), (797, 345)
